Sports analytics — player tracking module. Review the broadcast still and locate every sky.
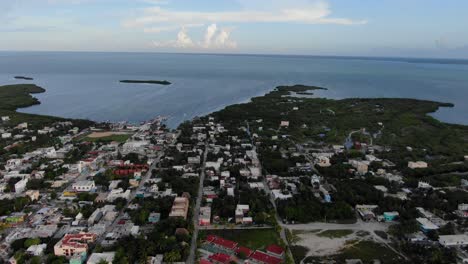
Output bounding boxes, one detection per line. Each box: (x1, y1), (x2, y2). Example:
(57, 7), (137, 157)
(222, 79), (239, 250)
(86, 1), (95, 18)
(1, 0), (468, 58)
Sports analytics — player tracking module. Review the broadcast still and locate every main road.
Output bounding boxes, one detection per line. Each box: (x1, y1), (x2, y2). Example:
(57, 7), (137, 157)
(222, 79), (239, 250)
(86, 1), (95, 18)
(187, 143), (209, 264)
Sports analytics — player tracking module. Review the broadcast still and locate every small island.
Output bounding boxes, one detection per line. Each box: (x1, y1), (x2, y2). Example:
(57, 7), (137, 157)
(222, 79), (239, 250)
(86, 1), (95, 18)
(120, 80), (171, 85)
(14, 76), (34, 80)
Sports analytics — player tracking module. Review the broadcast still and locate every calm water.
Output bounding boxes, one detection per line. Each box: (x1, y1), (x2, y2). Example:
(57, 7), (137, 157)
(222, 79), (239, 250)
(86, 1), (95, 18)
(0, 52), (467, 128)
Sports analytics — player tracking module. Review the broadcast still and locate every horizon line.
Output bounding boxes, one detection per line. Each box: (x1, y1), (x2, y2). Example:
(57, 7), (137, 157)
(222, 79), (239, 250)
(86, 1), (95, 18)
(1, 50), (468, 62)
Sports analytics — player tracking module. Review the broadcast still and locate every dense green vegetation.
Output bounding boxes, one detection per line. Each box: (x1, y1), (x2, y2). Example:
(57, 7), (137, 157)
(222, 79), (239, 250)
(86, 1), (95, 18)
(14, 76), (34, 80)
(80, 134), (131, 143)
(0, 84), (93, 128)
(212, 85), (468, 157)
(120, 80), (171, 85)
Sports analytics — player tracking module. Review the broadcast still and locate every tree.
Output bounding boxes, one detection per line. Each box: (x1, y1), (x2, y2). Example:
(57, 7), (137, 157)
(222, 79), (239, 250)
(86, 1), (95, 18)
(164, 250), (181, 263)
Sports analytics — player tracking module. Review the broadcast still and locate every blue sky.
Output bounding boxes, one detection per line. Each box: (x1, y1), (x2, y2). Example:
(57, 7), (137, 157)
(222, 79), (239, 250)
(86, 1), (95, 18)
(1, 0), (468, 58)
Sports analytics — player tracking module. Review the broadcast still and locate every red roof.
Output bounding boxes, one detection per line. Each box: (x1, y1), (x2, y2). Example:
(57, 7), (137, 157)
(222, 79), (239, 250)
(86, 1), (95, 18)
(266, 244), (284, 255)
(236, 246), (254, 257)
(206, 235), (238, 250)
(208, 253), (231, 264)
(250, 251), (282, 264)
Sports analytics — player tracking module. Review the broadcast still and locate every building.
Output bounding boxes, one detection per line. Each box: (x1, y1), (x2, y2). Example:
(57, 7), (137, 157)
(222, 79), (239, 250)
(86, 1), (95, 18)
(416, 218), (439, 232)
(408, 161), (428, 169)
(26, 244), (47, 256)
(72, 180), (96, 192)
(199, 206), (211, 226)
(350, 160), (369, 174)
(208, 253), (232, 264)
(206, 235), (238, 252)
(439, 235), (468, 247)
(14, 178), (28, 194)
(355, 205), (378, 221)
(250, 251), (283, 264)
(169, 197), (189, 220)
(266, 245), (285, 258)
(148, 212), (161, 224)
(87, 252), (115, 264)
(54, 233), (97, 257)
(383, 212), (399, 222)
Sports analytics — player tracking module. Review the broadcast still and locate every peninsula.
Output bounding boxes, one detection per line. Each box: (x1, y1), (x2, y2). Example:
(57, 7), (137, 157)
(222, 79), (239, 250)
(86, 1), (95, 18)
(14, 76), (34, 80)
(119, 80), (171, 85)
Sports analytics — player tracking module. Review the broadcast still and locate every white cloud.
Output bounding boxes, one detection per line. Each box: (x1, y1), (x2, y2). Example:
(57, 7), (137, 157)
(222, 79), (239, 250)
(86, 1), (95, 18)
(215, 28), (237, 49)
(203, 23), (217, 48)
(153, 24), (237, 50)
(125, 0), (366, 28)
(175, 27), (194, 48)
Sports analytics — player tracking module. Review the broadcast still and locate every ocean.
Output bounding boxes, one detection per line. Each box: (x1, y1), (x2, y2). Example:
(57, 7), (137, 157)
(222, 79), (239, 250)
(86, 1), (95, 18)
(0, 51), (467, 128)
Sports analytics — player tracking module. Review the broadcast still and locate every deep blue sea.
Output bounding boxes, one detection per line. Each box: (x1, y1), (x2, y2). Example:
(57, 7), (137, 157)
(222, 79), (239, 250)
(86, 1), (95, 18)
(0, 52), (467, 128)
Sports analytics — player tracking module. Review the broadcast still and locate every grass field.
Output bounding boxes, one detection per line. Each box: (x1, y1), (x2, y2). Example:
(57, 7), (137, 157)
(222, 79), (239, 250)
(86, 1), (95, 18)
(81, 134), (131, 143)
(75, 131), (132, 143)
(201, 228), (281, 250)
(336, 240), (401, 263)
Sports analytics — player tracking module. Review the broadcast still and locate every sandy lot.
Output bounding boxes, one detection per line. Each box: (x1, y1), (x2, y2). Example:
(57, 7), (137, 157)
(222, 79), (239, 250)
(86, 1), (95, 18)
(87, 131), (130, 138)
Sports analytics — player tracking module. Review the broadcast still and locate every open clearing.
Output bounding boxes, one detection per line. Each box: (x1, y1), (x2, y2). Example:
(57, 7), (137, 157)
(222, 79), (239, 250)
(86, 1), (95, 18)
(87, 131), (130, 138)
(290, 228), (402, 263)
(80, 131), (131, 143)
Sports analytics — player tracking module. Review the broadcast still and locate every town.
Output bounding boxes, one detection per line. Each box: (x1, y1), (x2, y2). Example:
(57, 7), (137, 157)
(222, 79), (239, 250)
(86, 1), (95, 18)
(0, 84), (467, 264)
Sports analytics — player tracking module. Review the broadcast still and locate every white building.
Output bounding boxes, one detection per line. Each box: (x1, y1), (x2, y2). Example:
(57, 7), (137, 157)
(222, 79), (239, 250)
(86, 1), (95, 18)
(439, 235), (468, 247)
(1, 133), (12, 139)
(408, 161), (428, 169)
(14, 178), (28, 194)
(72, 180), (96, 192)
(87, 252), (116, 264)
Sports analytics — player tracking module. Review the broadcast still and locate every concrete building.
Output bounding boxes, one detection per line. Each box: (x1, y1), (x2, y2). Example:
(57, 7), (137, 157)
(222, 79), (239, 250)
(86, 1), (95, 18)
(439, 235), (468, 247)
(199, 206), (211, 226)
(169, 197), (189, 220)
(408, 161), (428, 169)
(54, 233), (97, 257)
(72, 180), (96, 192)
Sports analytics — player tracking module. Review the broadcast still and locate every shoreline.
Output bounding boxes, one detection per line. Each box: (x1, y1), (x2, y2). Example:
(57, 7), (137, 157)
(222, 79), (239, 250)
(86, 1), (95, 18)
(10, 83), (463, 129)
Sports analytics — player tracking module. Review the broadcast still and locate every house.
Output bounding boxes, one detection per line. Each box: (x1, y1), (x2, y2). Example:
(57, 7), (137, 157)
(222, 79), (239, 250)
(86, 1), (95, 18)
(169, 197), (189, 220)
(383, 212), (399, 222)
(250, 251), (283, 264)
(72, 180), (96, 192)
(408, 161), (428, 169)
(25, 190), (40, 201)
(416, 218), (439, 232)
(14, 178), (28, 194)
(439, 235), (468, 247)
(208, 253), (232, 264)
(26, 244), (47, 256)
(280, 121), (289, 127)
(148, 212), (161, 224)
(1, 133), (12, 139)
(349, 160), (369, 174)
(1, 116), (10, 121)
(87, 252), (115, 264)
(355, 205), (378, 221)
(418, 181), (433, 189)
(199, 206), (211, 226)
(206, 235), (238, 252)
(266, 245), (285, 258)
(54, 233), (97, 257)
(106, 188), (131, 202)
(236, 247), (254, 258)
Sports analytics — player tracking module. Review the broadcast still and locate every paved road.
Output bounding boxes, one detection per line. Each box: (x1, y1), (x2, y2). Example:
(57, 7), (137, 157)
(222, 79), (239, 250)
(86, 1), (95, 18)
(199, 225), (274, 230)
(282, 219), (391, 232)
(187, 143), (209, 264)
